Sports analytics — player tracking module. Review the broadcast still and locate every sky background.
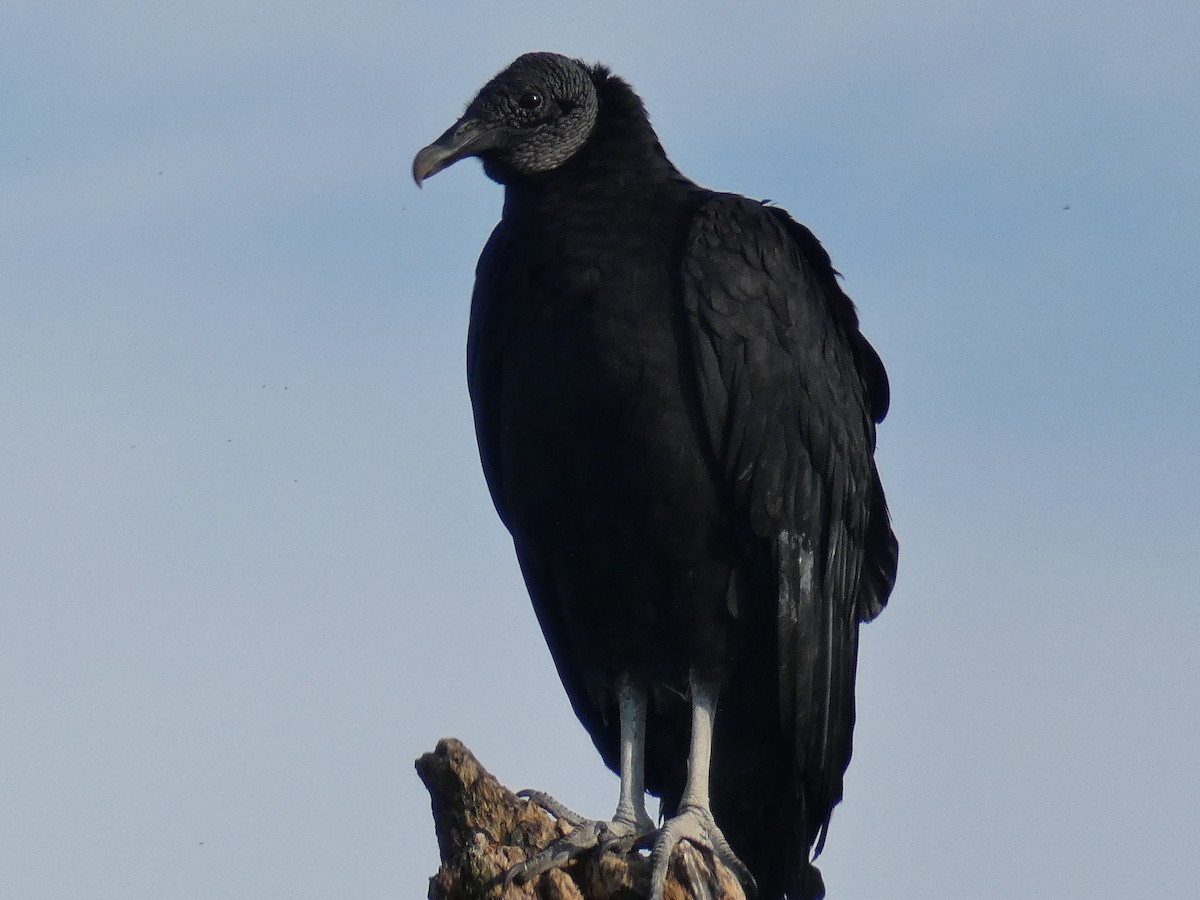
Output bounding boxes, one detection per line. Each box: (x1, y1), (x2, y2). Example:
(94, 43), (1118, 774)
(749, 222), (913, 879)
(3, 1), (1198, 897)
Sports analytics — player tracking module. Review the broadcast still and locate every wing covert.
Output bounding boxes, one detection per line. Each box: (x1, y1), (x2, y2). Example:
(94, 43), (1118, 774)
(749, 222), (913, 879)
(682, 195), (879, 551)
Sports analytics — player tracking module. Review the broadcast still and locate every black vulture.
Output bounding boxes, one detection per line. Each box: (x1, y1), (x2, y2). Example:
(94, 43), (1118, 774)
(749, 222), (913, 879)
(414, 52), (897, 900)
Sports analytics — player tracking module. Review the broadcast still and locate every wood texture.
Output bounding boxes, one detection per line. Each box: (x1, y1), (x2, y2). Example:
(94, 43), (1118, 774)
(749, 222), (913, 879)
(415, 739), (747, 900)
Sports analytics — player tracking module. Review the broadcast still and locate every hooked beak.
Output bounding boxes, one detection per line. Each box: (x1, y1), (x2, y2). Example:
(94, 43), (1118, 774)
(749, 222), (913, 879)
(412, 116), (502, 187)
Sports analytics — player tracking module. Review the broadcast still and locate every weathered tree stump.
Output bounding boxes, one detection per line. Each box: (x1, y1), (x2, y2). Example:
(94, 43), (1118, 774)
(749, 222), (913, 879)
(415, 738), (747, 900)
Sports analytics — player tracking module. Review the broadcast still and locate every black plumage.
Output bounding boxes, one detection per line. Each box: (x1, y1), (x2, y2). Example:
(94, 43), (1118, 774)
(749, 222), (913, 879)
(414, 52), (897, 900)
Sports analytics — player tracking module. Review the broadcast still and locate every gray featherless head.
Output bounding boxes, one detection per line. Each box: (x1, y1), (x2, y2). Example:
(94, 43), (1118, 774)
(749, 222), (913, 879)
(413, 52), (599, 186)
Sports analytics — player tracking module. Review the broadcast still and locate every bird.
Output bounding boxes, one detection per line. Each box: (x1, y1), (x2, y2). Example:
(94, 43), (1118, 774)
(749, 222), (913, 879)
(413, 52), (897, 900)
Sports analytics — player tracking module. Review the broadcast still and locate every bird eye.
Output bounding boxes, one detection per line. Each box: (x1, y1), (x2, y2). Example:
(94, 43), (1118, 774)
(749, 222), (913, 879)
(518, 90), (543, 110)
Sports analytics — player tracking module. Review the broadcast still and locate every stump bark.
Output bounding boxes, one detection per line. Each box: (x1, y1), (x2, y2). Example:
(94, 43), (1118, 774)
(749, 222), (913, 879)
(415, 738), (747, 900)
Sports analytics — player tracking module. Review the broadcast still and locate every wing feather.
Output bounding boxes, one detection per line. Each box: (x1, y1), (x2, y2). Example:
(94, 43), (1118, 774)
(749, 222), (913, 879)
(681, 194), (896, 858)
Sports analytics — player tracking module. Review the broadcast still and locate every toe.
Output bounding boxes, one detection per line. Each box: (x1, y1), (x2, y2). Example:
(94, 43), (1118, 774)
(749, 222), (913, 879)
(647, 805), (756, 900)
(504, 818), (604, 886)
(517, 789), (588, 826)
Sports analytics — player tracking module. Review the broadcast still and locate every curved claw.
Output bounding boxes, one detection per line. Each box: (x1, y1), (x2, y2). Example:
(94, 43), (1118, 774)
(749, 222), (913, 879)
(649, 805), (757, 900)
(504, 791), (654, 888)
(503, 818), (605, 887)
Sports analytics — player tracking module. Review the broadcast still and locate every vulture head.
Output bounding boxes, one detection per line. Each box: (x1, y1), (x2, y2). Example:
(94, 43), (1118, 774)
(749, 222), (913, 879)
(412, 52), (600, 186)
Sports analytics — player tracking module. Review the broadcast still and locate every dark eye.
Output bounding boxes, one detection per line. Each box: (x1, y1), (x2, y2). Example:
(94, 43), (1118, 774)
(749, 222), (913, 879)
(518, 90), (543, 110)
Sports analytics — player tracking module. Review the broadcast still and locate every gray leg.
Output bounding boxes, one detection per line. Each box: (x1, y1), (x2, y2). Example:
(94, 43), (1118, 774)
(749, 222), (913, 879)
(614, 676), (656, 833)
(504, 675), (654, 886)
(649, 674), (755, 900)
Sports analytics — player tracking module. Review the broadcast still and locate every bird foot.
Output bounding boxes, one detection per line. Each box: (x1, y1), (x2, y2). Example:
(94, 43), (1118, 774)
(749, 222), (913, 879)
(650, 804), (757, 900)
(502, 790), (652, 887)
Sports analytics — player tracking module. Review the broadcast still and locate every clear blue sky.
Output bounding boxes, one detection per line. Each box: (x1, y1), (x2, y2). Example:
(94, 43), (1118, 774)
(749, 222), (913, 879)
(3, 2), (1197, 897)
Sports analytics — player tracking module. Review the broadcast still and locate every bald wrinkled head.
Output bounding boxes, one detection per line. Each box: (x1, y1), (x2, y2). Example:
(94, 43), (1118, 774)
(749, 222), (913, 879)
(413, 52), (600, 186)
